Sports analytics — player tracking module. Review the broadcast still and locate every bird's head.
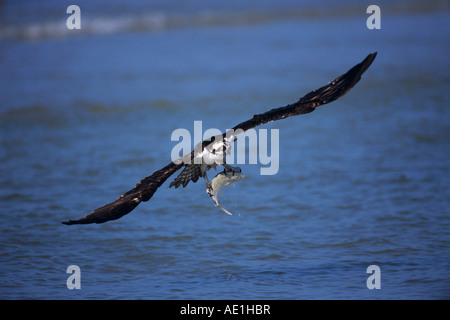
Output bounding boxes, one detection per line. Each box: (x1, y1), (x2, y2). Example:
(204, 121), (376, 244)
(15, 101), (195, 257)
(202, 134), (233, 157)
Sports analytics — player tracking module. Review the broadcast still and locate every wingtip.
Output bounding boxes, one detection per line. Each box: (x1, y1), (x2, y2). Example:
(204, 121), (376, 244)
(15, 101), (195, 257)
(365, 52), (378, 66)
(61, 218), (105, 225)
(62, 219), (89, 225)
(358, 52), (377, 77)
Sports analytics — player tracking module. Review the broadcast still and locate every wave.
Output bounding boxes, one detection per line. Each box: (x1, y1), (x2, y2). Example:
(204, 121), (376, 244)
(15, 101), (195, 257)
(0, 104), (70, 128)
(1, 9), (326, 40)
(1, 0), (448, 41)
(0, 11), (167, 40)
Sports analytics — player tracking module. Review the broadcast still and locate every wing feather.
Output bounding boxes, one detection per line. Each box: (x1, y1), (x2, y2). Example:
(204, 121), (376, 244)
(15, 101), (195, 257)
(228, 52), (377, 134)
(62, 161), (182, 224)
(169, 164), (202, 189)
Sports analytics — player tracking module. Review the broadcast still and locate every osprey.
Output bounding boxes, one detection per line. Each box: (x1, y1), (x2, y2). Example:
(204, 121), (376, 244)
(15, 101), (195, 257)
(62, 52), (377, 225)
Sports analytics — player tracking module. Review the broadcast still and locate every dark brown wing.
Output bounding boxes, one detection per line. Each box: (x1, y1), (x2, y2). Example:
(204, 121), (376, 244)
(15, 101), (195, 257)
(62, 52), (376, 225)
(62, 161), (183, 225)
(229, 52), (377, 133)
(169, 53), (377, 191)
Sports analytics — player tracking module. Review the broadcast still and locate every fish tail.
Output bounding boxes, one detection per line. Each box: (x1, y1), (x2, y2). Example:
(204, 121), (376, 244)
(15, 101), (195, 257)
(218, 205), (233, 215)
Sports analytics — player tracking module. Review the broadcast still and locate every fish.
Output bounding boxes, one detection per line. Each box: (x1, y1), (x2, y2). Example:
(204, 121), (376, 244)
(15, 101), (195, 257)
(206, 166), (245, 215)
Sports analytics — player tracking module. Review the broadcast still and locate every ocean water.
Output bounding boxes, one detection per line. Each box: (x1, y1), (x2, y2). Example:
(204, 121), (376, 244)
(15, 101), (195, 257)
(1, 0), (449, 300)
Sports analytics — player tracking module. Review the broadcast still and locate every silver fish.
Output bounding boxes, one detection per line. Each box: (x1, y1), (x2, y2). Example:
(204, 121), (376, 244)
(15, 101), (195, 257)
(206, 166), (244, 215)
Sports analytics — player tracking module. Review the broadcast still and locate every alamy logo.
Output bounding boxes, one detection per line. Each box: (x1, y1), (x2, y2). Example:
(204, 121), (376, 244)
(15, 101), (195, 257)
(366, 5), (381, 30)
(366, 265), (381, 289)
(171, 121), (279, 175)
(66, 265), (81, 289)
(66, 5), (81, 30)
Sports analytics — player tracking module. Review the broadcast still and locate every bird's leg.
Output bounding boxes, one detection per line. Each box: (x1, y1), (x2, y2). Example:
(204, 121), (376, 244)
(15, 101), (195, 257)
(204, 172), (213, 194)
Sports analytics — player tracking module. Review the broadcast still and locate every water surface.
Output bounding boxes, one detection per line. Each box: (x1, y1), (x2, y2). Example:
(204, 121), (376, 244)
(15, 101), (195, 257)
(1, 0), (449, 299)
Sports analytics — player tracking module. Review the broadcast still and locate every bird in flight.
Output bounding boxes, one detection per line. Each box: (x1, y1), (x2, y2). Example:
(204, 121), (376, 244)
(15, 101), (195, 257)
(62, 52), (377, 225)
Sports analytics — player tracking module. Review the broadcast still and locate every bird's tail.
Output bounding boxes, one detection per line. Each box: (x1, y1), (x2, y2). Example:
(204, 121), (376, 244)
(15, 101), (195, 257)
(169, 164), (202, 188)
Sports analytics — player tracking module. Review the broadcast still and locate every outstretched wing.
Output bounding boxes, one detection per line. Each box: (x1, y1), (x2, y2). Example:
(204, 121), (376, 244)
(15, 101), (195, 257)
(227, 52), (377, 134)
(171, 52), (377, 188)
(62, 52), (376, 225)
(62, 161), (183, 224)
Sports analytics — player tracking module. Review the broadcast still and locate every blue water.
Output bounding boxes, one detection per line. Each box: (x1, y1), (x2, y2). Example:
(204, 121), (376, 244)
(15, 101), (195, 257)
(1, 0), (450, 299)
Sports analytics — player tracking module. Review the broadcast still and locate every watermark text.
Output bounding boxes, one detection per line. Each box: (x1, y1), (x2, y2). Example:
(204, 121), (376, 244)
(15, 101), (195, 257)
(171, 121), (279, 175)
